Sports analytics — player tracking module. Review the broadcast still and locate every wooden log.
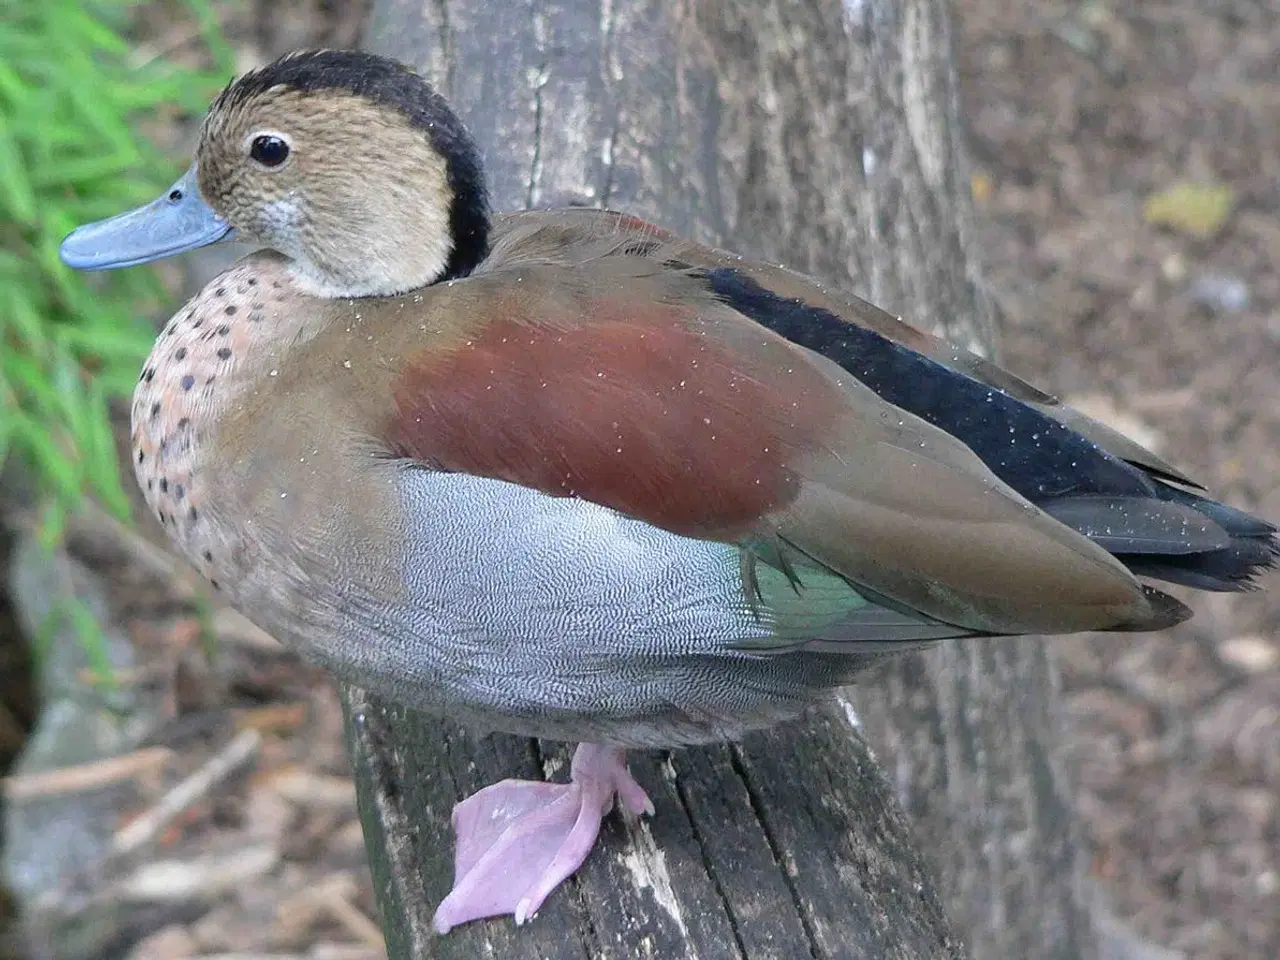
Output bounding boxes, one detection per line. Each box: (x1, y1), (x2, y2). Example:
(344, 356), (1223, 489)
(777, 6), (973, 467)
(345, 1), (1096, 957)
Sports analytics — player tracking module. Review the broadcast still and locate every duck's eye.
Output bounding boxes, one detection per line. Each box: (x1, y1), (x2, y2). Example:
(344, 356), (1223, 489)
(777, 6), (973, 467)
(250, 135), (290, 168)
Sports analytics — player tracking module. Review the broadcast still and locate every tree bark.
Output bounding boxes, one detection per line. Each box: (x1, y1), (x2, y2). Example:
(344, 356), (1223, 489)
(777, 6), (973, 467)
(347, 1), (1096, 958)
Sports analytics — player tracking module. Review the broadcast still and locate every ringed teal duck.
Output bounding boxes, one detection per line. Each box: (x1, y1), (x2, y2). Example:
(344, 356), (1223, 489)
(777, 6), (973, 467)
(60, 49), (1277, 933)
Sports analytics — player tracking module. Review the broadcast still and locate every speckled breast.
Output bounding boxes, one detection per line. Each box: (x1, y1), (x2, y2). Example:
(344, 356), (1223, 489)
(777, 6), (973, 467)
(130, 255), (300, 584)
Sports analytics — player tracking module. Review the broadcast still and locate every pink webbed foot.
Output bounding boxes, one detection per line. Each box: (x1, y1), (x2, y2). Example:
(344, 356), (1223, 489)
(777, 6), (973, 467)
(432, 743), (654, 933)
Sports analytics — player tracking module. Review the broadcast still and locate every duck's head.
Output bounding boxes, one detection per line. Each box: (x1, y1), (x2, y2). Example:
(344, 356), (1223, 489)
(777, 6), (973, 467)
(60, 50), (490, 298)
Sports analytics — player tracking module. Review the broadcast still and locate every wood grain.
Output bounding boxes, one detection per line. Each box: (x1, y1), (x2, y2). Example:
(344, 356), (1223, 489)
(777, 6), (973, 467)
(344, 1), (1095, 957)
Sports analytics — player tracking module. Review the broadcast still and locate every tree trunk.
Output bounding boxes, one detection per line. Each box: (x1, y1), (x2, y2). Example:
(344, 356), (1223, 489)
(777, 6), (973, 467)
(346, 1), (1097, 958)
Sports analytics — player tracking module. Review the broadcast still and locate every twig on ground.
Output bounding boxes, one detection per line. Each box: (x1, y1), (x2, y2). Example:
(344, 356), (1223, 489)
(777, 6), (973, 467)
(2, 747), (173, 801)
(113, 728), (262, 856)
(121, 844), (281, 901)
(279, 874), (386, 950)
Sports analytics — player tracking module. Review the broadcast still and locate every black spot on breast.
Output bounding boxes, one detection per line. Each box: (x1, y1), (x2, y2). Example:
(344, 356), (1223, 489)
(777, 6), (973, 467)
(217, 347), (232, 360)
(160, 478), (169, 493)
(174, 484), (185, 500)
(143, 368), (155, 383)
(188, 506), (199, 522)
(181, 375), (195, 391)
(217, 325), (231, 336)
(216, 287), (225, 297)
(151, 402), (161, 419)
(178, 417), (190, 429)
(210, 579), (221, 591)
(203, 549), (213, 562)
(175, 347), (188, 360)
(137, 450), (144, 464)
(225, 305), (237, 316)
(248, 277), (258, 286)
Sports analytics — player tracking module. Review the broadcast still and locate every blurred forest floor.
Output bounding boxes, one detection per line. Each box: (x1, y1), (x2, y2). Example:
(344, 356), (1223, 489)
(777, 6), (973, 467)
(3, 1), (1277, 959)
(961, 3), (1278, 956)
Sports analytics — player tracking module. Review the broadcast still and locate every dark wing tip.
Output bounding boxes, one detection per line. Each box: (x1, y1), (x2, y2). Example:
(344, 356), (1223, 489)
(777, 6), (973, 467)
(1112, 586), (1194, 632)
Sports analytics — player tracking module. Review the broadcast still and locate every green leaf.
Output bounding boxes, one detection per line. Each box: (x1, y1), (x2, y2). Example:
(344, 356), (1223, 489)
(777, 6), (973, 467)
(29, 151), (140, 190)
(3, 285), (46, 345)
(5, 0), (227, 669)
(0, 400), (13, 466)
(84, 379), (131, 519)
(36, 496), (68, 553)
(67, 598), (118, 691)
(184, 0), (238, 75)
(0, 61), (31, 108)
(14, 416), (81, 502)
(0, 112), (38, 220)
(4, 352), (61, 414)
(55, 320), (152, 363)
(64, 8), (132, 59)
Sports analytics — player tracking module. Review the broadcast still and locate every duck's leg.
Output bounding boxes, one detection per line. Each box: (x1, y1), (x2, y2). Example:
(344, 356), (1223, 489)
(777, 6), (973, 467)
(433, 742), (654, 933)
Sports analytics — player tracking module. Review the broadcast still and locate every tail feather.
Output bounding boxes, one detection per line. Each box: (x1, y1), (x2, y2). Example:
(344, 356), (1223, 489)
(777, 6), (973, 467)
(1038, 495), (1231, 555)
(1121, 542), (1279, 592)
(1153, 481), (1278, 538)
(1042, 485), (1278, 592)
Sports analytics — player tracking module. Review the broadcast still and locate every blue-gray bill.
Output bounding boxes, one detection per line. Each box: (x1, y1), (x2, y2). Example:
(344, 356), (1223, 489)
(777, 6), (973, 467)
(59, 166), (234, 271)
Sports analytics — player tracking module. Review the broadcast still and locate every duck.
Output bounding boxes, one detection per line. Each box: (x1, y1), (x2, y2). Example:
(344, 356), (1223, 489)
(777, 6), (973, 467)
(59, 49), (1276, 934)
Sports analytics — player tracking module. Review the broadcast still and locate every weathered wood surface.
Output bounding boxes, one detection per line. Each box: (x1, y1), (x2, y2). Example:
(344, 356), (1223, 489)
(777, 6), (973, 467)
(345, 690), (962, 959)
(345, 1), (1095, 958)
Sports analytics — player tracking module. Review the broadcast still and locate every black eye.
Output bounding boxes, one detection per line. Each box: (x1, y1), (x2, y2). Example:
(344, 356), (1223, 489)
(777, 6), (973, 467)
(250, 135), (290, 167)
